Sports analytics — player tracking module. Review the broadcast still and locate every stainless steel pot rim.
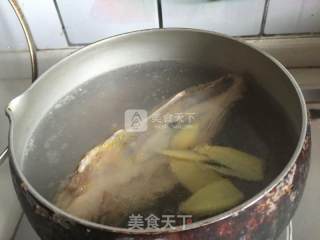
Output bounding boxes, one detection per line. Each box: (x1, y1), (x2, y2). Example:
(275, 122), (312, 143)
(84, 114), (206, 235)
(7, 28), (308, 234)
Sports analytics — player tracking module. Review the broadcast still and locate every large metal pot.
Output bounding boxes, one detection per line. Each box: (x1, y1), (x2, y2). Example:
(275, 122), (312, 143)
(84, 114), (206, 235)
(0, 27), (310, 240)
(0, 2), (310, 239)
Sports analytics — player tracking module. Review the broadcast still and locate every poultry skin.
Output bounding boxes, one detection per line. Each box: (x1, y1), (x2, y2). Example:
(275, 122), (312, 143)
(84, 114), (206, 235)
(54, 74), (246, 226)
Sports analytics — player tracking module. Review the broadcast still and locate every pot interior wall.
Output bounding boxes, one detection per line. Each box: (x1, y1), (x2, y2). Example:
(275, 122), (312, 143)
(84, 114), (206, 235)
(19, 61), (299, 203)
(8, 30), (303, 209)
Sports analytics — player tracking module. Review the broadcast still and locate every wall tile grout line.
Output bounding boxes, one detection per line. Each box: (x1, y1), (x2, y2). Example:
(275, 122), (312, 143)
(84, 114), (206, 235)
(157, 0), (163, 28)
(260, 0), (271, 36)
(52, 0), (73, 47)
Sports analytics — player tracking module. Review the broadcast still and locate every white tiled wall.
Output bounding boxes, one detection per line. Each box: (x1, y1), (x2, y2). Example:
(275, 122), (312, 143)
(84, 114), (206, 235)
(0, 0), (320, 50)
(265, 0), (320, 34)
(18, 0), (68, 48)
(56, 0), (159, 44)
(0, 0), (67, 50)
(0, 1), (27, 50)
(161, 0), (266, 36)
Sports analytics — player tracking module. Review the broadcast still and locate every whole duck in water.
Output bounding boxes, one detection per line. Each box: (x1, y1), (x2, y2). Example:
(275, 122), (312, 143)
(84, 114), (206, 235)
(54, 74), (246, 226)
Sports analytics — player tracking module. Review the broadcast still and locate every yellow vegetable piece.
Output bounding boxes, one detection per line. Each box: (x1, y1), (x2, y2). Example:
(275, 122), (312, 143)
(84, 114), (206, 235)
(170, 124), (200, 149)
(194, 145), (264, 181)
(205, 165), (244, 181)
(169, 159), (222, 193)
(161, 149), (209, 162)
(179, 179), (244, 217)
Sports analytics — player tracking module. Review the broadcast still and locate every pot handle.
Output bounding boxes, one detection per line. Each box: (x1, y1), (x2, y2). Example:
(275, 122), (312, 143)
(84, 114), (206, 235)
(0, 0), (39, 166)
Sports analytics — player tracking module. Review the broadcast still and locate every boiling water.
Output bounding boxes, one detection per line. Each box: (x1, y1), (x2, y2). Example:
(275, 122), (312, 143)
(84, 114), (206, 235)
(22, 61), (297, 227)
